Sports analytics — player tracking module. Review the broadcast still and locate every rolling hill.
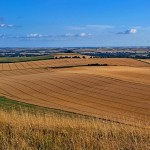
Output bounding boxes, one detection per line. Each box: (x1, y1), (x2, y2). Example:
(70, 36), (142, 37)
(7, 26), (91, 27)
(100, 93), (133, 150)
(0, 58), (150, 125)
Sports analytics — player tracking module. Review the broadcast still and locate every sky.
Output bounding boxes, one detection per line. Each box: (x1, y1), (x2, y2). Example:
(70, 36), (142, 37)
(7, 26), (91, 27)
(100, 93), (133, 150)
(0, 0), (150, 47)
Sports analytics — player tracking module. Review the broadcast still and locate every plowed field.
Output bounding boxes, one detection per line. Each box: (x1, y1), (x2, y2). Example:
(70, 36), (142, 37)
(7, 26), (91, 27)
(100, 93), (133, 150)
(0, 58), (150, 124)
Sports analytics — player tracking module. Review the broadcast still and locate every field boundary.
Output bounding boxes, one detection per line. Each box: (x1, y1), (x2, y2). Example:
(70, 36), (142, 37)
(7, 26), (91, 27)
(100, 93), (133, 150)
(137, 59), (150, 65)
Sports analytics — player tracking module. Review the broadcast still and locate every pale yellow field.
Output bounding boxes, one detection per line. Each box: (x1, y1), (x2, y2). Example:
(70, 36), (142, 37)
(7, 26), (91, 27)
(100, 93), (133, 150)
(0, 58), (150, 124)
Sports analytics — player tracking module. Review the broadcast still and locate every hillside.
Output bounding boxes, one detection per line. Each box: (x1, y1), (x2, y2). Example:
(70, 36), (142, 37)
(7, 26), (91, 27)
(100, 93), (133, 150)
(0, 58), (150, 125)
(1, 104), (150, 150)
(0, 58), (149, 71)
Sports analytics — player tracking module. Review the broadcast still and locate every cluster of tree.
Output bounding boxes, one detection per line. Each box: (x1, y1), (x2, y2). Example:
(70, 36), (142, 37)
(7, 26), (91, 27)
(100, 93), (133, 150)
(55, 56), (94, 59)
(88, 63), (108, 66)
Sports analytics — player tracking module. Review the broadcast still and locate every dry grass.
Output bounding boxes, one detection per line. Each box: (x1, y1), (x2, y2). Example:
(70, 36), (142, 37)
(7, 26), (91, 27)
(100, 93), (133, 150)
(0, 108), (150, 150)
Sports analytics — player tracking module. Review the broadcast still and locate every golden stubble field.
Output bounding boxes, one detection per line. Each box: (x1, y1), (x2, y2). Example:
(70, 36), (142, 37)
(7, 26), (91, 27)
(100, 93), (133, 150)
(0, 58), (150, 125)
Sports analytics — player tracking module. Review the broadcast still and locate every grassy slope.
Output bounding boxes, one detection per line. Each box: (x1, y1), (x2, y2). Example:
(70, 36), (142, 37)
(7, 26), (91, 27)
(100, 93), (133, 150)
(0, 55), (53, 63)
(0, 97), (150, 149)
(0, 97), (88, 118)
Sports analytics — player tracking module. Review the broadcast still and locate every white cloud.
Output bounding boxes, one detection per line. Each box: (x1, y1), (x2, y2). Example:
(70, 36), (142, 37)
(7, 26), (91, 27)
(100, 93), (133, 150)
(134, 26), (150, 31)
(0, 23), (21, 28)
(79, 33), (92, 37)
(65, 32), (92, 38)
(26, 33), (47, 38)
(86, 25), (114, 30)
(67, 24), (114, 30)
(126, 28), (137, 34)
(0, 24), (6, 27)
(80, 33), (87, 37)
(4, 32), (93, 41)
(7, 24), (15, 28)
(117, 28), (138, 34)
(29, 33), (37, 37)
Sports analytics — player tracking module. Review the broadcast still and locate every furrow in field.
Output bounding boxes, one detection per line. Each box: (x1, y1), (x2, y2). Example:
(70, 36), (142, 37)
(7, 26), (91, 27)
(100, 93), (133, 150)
(0, 81), (131, 122)
(38, 77), (150, 104)
(15, 78), (150, 113)
(0, 76), (149, 122)
(65, 73), (150, 93)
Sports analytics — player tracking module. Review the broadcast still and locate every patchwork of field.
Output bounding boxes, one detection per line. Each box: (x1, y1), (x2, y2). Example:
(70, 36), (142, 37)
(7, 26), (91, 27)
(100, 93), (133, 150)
(0, 58), (150, 124)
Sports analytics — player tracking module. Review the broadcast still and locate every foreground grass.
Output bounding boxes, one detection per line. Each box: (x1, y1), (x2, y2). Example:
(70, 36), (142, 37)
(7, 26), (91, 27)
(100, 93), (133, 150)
(0, 97), (84, 118)
(0, 55), (53, 63)
(0, 97), (150, 150)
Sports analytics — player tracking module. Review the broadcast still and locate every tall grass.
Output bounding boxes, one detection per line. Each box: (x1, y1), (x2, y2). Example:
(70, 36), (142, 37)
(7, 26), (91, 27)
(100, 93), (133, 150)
(0, 108), (150, 150)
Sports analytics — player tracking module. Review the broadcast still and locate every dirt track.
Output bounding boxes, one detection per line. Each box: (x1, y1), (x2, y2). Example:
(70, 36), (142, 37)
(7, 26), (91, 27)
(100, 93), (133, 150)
(0, 58), (150, 124)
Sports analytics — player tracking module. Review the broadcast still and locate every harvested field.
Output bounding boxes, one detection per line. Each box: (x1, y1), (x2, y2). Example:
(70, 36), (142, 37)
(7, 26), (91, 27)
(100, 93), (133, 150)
(139, 59), (150, 64)
(0, 58), (149, 71)
(0, 58), (150, 125)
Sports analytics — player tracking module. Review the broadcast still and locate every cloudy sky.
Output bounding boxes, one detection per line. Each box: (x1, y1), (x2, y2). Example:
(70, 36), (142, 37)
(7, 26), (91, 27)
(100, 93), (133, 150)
(0, 0), (150, 47)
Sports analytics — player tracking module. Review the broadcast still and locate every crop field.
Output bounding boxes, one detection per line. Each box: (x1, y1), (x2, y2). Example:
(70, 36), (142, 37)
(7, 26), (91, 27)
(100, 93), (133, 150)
(0, 55), (53, 63)
(139, 59), (150, 64)
(0, 58), (149, 71)
(0, 58), (150, 125)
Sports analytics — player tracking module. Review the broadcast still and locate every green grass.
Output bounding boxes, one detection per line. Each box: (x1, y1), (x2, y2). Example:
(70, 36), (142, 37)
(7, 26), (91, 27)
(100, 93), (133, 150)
(0, 55), (54, 63)
(0, 96), (40, 111)
(0, 97), (87, 118)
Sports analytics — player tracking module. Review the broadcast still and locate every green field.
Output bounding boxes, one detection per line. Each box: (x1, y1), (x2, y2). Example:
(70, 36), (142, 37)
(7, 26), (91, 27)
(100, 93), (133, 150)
(0, 55), (54, 63)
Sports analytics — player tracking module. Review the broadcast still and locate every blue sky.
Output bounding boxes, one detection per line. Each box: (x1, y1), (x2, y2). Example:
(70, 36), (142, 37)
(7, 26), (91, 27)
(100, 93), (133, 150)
(0, 0), (150, 47)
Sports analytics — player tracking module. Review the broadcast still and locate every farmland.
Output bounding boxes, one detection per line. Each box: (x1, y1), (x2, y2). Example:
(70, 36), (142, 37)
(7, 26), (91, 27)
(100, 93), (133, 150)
(0, 57), (150, 149)
(0, 58), (149, 71)
(0, 55), (53, 63)
(139, 59), (150, 64)
(0, 58), (150, 124)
